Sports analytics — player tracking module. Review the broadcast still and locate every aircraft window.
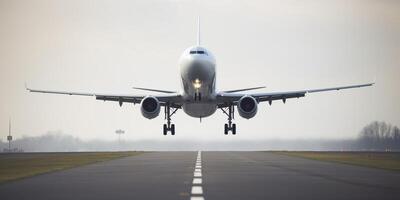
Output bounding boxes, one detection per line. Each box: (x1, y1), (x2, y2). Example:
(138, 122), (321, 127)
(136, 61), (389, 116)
(190, 51), (196, 54)
(197, 51), (205, 54)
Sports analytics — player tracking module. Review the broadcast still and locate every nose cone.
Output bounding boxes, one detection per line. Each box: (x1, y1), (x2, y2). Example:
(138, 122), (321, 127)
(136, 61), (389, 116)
(179, 46), (216, 95)
(184, 60), (214, 82)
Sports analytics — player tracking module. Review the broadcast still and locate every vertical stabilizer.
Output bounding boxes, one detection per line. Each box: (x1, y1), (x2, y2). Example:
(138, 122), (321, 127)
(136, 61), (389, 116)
(197, 17), (201, 46)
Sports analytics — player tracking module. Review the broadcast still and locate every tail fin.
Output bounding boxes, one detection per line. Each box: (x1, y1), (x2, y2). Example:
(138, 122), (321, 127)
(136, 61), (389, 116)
(197, 16), (201, 46)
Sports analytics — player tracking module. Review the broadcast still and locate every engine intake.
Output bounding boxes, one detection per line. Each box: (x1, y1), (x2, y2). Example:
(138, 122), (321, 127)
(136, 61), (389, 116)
(140, 96), (161, 119)
(237, 95), (258, 119)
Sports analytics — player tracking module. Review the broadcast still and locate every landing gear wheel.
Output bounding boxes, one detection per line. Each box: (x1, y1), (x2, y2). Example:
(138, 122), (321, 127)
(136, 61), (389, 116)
(224, 124), (228, 135)
(171, 124), (175, 135)
(232, 123), (236, 135)
(163, 124), (167, 135)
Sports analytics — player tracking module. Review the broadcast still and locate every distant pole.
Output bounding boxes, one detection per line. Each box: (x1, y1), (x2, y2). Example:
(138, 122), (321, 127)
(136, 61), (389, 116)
(7, 118), (13, 151)
(115, 129), (125, 144)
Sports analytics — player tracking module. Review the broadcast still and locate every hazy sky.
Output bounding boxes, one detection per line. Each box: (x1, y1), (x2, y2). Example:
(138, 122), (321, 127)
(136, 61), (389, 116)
(0, 0), (399, 142)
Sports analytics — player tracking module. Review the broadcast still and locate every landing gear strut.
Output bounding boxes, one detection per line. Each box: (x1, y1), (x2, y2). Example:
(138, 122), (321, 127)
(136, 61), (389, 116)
(221, 105), (236, 135)
(163, 104), (178, 135)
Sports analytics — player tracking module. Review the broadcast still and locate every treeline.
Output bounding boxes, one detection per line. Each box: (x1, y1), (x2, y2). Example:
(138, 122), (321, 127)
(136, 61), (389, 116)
(357, 121), (400, 151)
(1, 122), (400, 152)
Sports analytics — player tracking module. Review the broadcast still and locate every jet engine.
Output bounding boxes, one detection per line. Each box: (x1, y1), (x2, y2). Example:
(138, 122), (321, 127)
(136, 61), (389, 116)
(237, 95), (258, 119)
(140, 96), (161, 119)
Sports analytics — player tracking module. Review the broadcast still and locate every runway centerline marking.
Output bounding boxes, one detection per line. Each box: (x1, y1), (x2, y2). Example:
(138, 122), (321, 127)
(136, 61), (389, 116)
(194, 172), (202, 177)
(193, 178), (202, 184)
(191, 186), (203, 195)
(190, 151), (205, 200)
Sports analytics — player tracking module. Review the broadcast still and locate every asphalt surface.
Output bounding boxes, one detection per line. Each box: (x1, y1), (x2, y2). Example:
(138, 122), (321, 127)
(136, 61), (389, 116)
(1, 152), (400, 200)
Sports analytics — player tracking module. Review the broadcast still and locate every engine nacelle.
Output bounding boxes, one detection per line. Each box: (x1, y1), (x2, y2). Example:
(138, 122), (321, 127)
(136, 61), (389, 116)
(237, 95), (258, 119)
(140, 96), (161, 119)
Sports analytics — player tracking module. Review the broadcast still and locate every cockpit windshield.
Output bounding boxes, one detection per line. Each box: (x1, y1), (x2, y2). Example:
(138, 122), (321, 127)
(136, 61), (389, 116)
(190, 50), (207, 55)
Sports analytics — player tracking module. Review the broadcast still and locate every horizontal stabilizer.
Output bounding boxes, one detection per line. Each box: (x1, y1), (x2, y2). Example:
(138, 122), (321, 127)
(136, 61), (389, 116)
(222, 86), (266, 93)
(132, 87), (176, 94)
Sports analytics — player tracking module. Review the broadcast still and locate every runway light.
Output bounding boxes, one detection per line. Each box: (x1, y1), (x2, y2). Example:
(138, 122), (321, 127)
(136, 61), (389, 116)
(193, 79), (202, 89)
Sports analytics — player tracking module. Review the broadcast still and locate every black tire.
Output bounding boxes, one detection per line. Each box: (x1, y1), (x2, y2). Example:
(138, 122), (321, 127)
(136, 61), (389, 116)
(163, 124), (167, 135)
(171, 124), (175, 135)
(232, 124), (236, 135)
(224, 124), (228, 135)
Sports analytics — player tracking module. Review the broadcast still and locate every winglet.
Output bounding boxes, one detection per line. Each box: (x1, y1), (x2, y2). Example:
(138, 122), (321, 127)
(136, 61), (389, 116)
(197, 16), (201, 46)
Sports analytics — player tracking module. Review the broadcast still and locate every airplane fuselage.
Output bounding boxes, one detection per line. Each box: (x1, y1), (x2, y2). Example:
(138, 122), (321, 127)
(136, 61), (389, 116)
(179, 46), (217, 118)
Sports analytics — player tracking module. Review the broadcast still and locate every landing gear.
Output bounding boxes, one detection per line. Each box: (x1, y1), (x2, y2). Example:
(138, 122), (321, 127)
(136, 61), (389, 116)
(194, 92), (202, 101)
(163, 104), (178, 135)
(221, 105), (236, 135)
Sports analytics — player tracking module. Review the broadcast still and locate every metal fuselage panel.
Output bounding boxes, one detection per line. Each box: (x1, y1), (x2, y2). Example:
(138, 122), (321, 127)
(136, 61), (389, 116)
(179, 46), (217, 118)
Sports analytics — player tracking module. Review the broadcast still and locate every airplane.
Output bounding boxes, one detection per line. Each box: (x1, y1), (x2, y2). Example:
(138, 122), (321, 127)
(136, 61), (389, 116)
(26, 19), (374, 135)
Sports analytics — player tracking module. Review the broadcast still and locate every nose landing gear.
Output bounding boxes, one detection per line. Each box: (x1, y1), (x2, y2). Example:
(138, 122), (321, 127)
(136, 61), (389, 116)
(221, 105), (236, 135)
(194, 92), (202, 101)
(163, 104), (178, 135)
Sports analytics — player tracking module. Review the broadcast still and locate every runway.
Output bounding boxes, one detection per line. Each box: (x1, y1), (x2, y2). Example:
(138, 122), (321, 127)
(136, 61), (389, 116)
(0, 152), (399, 200)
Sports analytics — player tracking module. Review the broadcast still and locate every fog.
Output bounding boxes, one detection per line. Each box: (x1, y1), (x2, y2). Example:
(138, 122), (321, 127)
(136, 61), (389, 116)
(0, 131), (356, 151)
(2, 122), (399, 151)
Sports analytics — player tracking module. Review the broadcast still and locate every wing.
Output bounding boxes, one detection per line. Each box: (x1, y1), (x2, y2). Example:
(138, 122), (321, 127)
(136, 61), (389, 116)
(26, 85), (182, 108)
(217, 83), (374, 107)
(132, 87), (176, 94)
(221, 86), (266, 93)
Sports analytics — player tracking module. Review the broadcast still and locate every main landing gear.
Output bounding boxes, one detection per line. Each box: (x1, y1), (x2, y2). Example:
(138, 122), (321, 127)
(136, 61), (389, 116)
(163, 104), (178, 135)
(221, 105), (236, 135)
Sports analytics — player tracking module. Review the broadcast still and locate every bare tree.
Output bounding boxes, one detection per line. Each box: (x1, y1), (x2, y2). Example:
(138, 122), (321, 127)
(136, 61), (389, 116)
(359, 121), (400, 151)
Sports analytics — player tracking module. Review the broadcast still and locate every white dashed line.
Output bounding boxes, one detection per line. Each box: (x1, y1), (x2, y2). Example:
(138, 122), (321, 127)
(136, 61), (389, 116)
(193, 178), (202, 184)
(194, 172), (202, 177)
(190, 196), (205, 200)
(191, 186), (203, 194)
(190, 151), (205, 200)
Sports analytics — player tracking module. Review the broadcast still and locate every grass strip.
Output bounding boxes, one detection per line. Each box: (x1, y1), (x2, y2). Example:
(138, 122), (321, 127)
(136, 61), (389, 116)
(0, 151), (142, 183)
(275, 151), (400, 172)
